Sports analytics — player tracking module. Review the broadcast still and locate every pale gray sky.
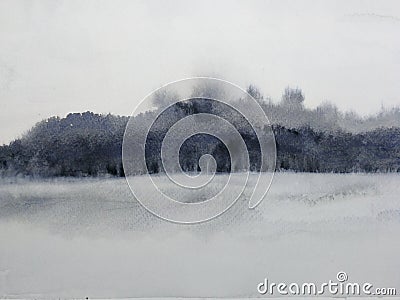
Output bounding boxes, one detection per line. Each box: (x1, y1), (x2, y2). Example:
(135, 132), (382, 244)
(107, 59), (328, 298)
(0, 0), (399, 144)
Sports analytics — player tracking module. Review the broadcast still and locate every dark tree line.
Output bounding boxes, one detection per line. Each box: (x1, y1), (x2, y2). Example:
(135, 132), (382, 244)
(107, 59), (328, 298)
(273, 125), (400, 173)
(0, 112), (128, 177)
(0, 108), (399, 177)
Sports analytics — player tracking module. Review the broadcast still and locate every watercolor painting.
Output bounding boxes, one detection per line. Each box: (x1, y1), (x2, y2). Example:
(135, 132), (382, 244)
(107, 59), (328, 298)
(0, 1), (399, 299)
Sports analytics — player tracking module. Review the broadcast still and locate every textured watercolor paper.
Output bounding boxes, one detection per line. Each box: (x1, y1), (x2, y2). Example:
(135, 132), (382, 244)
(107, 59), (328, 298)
(0, 1), (399, 299)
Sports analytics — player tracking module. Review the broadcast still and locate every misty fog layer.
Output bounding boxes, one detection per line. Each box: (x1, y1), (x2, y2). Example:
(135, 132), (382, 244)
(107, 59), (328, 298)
(1, 173), (399, 297)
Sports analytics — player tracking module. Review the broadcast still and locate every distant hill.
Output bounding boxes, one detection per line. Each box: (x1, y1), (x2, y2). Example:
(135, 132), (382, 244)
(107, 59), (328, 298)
(0, 112), (128, 177)
(0, 105), (399, 177)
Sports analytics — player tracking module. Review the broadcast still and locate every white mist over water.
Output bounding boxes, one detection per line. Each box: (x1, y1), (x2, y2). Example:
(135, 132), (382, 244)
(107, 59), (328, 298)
(0, 173), (400, 298)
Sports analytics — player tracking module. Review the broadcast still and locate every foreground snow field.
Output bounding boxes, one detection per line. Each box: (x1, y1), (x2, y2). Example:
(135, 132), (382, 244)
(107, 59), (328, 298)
(0, 173), (399, 298)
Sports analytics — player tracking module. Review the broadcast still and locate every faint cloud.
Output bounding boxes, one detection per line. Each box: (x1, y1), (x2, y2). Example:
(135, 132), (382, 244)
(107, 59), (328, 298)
(344, 13), (400, 23)
(0, 62), (16, 93)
